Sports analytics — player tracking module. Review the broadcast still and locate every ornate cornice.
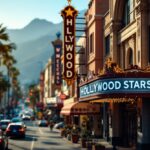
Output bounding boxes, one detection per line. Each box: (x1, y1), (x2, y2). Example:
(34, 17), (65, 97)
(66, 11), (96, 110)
(99, 57), (123, 75)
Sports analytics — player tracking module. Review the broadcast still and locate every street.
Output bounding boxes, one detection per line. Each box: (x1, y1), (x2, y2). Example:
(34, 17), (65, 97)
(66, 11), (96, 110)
(9, 121), (82, 150)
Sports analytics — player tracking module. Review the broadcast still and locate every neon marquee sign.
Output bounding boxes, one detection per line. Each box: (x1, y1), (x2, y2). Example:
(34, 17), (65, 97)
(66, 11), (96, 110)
(80, 78), (150, 98)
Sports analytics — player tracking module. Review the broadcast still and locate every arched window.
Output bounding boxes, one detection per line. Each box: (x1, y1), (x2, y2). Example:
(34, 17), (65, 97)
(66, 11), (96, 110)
(123, 0), (134, 26)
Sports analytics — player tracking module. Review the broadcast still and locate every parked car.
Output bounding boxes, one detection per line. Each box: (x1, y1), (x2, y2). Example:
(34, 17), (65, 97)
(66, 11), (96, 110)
(11, 117), (22, 123)
(0, 129), (8, 150)
(38, 120), (48, 127)
(6, 123), (26, 138)
(53, 122), (64, 129)
(0, 120), (11, 131)
(22, 115), (31, 121)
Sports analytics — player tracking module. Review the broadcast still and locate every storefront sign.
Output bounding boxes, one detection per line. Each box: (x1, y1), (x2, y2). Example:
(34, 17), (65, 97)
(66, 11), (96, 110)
(54, 45), (62, 85)
(80, 78), (150, 98)
(61, 5), (78, 85)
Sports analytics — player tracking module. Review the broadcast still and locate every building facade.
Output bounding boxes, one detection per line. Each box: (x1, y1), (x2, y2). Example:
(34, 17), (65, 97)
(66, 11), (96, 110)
(77, 0), (150, 150)
(85, 0), (109, 74)
(104, 0), (150, 149)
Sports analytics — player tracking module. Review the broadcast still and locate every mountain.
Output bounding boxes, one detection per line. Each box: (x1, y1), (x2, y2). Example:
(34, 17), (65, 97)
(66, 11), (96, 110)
(7, 10), (86, 84)
(7, 18), (62, 84)
(8, 18), (62, 44)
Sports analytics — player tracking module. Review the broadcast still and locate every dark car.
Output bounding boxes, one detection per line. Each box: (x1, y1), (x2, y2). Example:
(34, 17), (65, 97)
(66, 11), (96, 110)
(6, 123), (25, 138)
(38, 120), (48, 127)
(0, 120), (11, 131)
(0, 130), (8, 150)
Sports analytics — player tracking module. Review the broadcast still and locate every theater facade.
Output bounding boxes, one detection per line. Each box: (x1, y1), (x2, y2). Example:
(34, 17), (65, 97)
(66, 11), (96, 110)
(78, 0), (150, 149)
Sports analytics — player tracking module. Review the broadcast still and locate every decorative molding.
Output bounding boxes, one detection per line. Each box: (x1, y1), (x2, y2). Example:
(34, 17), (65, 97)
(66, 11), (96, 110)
(99, 57), (123, 75)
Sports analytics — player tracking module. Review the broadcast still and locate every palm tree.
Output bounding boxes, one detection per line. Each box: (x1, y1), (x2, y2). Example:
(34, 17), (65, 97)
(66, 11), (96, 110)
(0, 24), (16, 50)
(0, 24), (19, 108)
(0, 24), (16, 68)
(0, 72), (10, 102)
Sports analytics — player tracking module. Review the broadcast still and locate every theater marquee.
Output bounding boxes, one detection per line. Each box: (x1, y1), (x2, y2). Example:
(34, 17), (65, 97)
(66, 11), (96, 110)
(61, 4), (78, 85)
(80, 78), (150, 99)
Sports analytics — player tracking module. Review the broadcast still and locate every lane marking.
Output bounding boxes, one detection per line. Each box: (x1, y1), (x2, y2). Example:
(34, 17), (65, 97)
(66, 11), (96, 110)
(30, 120), (36, 150)
(31, 137), (35, 150)
(38, 128), (43, 135)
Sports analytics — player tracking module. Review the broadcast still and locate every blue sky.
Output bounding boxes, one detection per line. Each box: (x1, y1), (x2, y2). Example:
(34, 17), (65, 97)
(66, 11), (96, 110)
(0, 0), (89, 29)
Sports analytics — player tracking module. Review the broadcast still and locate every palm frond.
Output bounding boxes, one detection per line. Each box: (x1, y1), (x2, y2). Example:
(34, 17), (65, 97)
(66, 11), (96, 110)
(0, 24), (9, 41)
(0, 33), (9, 41)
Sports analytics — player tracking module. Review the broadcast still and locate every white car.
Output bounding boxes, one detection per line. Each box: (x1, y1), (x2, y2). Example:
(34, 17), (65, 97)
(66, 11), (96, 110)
(0, 119), (11, 131)
(53, 122), (64, 129)
(22, 115), (31, 121)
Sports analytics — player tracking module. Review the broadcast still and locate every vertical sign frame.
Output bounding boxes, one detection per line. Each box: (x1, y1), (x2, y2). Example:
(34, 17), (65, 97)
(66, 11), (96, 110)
(54, 45), (62, 85)
(61, 5), (78, 85)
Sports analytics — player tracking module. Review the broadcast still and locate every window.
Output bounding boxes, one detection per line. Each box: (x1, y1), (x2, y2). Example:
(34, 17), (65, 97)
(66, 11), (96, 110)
(89, 33), (94, 53)
(128, 48), (133, 66)
(87, 37), (89, 56)
(105, 35), (110, 56)
(123, 0), (134, 26)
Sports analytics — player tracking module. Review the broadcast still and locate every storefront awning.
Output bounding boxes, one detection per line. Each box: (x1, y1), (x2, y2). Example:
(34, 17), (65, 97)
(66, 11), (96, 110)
(60, 102), (100, 115)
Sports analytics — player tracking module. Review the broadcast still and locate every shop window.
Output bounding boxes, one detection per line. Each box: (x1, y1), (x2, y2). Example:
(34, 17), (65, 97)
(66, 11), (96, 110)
(123, 0), (134, 27)
(105, 35), (110, 56)
(89, 33), (94, 53)
(74, 116), (79, 125)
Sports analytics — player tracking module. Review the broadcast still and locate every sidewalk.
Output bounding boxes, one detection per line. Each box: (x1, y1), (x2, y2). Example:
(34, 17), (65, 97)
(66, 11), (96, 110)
(52, 129), (136, 150)
(52, 128), (87, 150)
(52, 128), (113, 150)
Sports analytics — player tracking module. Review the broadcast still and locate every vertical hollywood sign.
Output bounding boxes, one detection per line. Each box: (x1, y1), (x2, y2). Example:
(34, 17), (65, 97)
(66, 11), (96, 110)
(61, 5), (78, 85)
(55, 45), (62, 85)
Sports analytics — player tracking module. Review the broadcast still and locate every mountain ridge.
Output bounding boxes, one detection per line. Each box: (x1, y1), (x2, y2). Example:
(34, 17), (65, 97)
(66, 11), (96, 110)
(7, 9), (86, 84)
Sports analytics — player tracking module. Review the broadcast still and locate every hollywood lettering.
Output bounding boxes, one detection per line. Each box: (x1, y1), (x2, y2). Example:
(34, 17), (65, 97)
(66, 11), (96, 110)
(61, 6), (78, 84)
(65, 19), (74, 78)
(80, 78), (150, 98)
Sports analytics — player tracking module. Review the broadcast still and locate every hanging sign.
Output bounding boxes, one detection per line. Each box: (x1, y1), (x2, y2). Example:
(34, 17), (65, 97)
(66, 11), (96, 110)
(54, 45), (62, 85)
(61, 4), (78, 85)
